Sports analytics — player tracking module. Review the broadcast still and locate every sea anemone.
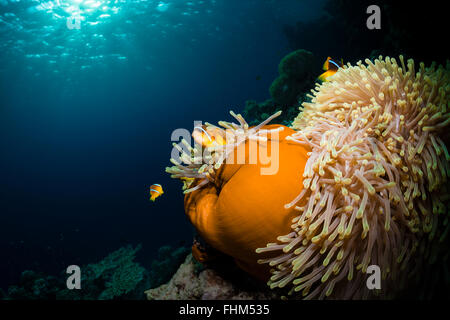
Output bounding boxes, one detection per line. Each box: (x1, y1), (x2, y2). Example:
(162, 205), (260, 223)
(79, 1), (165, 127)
(167, 110), (284, 194)
(257, 56), (450, 298)
(167, 56), (450, 299)
(167, 113), (312, 281)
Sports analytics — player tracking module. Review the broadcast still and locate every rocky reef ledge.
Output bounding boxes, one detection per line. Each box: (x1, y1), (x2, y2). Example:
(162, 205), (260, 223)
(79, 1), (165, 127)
(145, 254), (278, 300)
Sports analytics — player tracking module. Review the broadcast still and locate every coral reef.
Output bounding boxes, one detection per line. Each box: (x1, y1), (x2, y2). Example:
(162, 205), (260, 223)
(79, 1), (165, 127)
(145, 254), (278, 300)
(82, 245), (147, 300)
(3, 244), (195, 300)
(5, 270), (62, 300)
(269, 50), (317, 107)
(3, 245), (148, 300)
(147, 245), (191, 289)
(243, 50), (317, 126)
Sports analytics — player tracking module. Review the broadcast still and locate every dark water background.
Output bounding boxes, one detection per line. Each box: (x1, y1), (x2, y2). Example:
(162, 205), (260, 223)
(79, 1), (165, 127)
(0, 0), (327, 290)
(1, 0), (447, 293)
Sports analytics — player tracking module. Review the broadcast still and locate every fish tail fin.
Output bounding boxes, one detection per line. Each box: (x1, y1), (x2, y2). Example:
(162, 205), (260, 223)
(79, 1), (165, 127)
(318, 70), (336, 82)
(318, 71), (329, 82)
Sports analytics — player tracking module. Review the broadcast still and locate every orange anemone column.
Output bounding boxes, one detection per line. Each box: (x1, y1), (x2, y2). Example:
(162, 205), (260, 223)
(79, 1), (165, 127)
(184, 125), (310, 281)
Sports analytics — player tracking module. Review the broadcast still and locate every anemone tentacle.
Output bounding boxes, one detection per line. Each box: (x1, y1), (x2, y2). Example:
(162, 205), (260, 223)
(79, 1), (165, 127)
(256, 56), (450, 299)
(166, 110), (283, 193)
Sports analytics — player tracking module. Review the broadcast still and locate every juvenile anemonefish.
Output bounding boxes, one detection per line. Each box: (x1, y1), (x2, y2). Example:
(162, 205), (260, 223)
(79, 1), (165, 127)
(318, 57), (344, 81)
(149, 184), (164, 202)
(191, 238), (219, 264)
(192, 125), (226, 148)
(180, 177), (195, 190)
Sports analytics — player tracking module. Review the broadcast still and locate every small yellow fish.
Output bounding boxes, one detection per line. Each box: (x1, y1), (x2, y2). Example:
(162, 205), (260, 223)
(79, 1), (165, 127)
(318, 57), (344, 81)
(149, 184), (164, 202)
(180, 177), (195, 190)
(192, 125), (226, 148)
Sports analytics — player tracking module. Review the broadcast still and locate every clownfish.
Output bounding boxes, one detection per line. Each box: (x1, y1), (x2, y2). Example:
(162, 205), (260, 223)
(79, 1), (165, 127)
(180, 177), (195, 190)
(191, 238), (219, 264)
(192, 125), (226, 148)
(149, 184), (164, 202)
(318, 57), (344, 81)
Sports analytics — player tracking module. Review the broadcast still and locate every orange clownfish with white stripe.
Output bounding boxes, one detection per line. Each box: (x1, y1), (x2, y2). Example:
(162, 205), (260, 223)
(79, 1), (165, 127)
(149, 184), (164, 202)
(192, 125), (226, 148)
(318, 56), (344, 81)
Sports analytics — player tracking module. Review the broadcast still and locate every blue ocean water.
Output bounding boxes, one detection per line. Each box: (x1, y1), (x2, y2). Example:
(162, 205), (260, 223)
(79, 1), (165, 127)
(0, 0), (327, 290)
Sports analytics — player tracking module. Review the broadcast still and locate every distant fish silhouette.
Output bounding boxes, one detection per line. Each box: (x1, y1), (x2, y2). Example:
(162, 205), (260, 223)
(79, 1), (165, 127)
(255, 75), (262, 81)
